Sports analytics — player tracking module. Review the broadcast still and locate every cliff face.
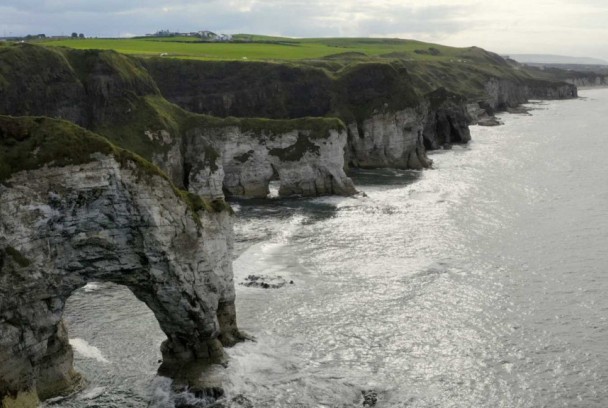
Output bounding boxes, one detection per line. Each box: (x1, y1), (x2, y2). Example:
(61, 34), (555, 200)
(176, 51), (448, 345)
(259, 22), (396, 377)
(142, 59), (334, 119)
(144, 56), (579, 169)
(185, 121), (356, 198)
(422, 88), (471, 150)
(0, 44), (355, 199)
(565, 75), (608, 88)
(483, 78), (577, 112)
(0, 44), (580, 185)
(0, 117), (239, 405)
(346, 107), (430, 169)
(145, 59), (435, 170)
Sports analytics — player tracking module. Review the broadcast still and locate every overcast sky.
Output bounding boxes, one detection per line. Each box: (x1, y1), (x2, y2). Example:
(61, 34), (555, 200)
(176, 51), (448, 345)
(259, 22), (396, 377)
(1, 0), (607, 60)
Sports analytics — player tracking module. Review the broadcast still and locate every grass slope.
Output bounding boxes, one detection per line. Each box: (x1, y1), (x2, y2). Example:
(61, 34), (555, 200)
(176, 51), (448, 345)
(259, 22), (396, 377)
(40, 36), (500, 64)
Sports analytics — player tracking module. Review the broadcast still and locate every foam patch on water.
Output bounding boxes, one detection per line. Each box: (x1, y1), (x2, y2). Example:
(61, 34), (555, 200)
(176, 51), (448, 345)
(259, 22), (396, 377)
(148, 377), (217, 408)
(148, 377), (174, 408)
(69, 338), (110, 364)
(78, 386), (106, 400)
(83, 282), (102, 292)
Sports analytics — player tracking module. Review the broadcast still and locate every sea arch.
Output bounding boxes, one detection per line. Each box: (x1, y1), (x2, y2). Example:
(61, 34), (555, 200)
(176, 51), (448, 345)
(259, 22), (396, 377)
(0, 156), (240, 405)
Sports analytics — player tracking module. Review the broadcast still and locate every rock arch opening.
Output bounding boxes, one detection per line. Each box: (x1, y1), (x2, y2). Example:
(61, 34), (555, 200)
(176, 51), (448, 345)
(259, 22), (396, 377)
(62, 281), (166, 402)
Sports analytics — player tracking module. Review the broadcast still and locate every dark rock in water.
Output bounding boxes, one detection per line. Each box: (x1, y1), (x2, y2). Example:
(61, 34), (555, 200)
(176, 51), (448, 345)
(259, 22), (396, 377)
(478, 117), (503, 126)
(241, 274), (289, 289)
(507, 106), (532, 115)
(362, 390), (378, 407)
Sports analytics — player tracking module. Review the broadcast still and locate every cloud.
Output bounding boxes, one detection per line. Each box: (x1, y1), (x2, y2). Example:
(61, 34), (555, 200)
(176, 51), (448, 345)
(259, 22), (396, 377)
(0, 0), (607, 60)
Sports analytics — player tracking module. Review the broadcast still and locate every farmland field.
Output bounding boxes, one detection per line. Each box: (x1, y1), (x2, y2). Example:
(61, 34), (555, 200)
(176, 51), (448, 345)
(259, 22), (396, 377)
(40, 35), (485, 63)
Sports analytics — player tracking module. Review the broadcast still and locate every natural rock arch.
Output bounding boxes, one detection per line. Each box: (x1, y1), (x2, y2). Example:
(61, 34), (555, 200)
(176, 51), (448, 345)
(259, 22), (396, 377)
(0, 156), (240, 405)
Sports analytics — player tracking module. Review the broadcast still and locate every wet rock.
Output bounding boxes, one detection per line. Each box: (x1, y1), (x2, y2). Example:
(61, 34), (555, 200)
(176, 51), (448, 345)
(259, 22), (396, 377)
(477, 117), (503, 126)
(362, 390), (378, 407)
(507, 106), (532, 115)
(240, 275), (289, 289)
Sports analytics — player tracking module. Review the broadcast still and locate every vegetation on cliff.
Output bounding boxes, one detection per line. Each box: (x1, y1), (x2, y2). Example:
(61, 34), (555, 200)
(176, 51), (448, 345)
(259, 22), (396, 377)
(0, 115), (229, 215)
(0, 38), (578, 184)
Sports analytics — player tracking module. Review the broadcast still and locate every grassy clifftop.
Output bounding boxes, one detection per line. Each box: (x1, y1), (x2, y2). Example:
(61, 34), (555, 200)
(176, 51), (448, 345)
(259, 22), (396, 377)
(0, 115), (228, 214)
(39, 36), (514, 64)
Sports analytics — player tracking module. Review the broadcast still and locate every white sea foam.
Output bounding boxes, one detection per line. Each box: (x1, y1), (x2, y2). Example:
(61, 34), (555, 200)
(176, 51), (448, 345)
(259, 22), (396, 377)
(83, 282), (101, 292)
(78, 387), (106, 400)
(148, 377), (175, 408)
(69, 338), (110, 364)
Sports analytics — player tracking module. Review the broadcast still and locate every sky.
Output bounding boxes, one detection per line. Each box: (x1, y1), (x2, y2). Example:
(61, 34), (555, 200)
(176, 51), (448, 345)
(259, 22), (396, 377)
(1, 0), (607, 60)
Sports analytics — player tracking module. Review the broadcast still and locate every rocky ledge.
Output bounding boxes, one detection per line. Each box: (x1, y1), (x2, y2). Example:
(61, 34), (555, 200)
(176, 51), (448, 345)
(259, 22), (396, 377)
(0, 116), (240, 406)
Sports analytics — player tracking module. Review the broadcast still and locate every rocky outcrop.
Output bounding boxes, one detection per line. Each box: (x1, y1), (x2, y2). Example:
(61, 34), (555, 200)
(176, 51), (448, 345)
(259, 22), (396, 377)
(422, 88), (471, 150)
(184, 119), (356, 198)
(565, 75), (608, 88)
(483, 77), (577, 112)
(0, 116), (239, 406)
(346, 107), (430, 169)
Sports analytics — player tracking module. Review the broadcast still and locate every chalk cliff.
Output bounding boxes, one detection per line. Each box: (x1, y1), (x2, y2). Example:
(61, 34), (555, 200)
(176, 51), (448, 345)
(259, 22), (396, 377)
(0, 116), (239, 406)
(346, 107), (430, 169)
(482, 77), (577, 112)
(0, 44), (355, 199)
(144, 55), (577, 169)
(565, 75), (608, 88)
(184, 118), (356, 198)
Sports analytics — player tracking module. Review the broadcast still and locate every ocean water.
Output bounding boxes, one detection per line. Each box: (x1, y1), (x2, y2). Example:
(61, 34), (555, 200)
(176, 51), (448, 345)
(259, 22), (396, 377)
(55, 88), (608, 407)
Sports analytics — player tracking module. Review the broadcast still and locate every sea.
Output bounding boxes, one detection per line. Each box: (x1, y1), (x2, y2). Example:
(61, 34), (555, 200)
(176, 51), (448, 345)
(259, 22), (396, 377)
(52, 88), (608, 407)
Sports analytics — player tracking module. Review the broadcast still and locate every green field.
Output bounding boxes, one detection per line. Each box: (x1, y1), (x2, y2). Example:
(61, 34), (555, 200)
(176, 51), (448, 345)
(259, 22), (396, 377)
(40, 35), (490, 63)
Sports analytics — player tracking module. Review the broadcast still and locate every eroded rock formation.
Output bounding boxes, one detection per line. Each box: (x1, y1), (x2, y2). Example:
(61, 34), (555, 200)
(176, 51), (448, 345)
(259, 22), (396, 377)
(185, 121), (356, 198)
(346, 107), (431, 169)
(423, 88), (471, 150)
(0, 117), (238, 406)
